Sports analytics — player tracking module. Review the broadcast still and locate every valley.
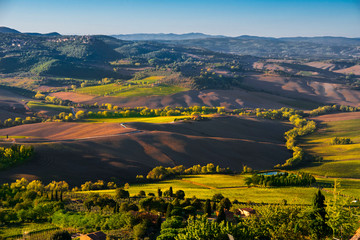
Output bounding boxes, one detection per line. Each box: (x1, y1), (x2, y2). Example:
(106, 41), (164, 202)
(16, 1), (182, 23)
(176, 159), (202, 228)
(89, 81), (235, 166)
(0, 26), (360, 239)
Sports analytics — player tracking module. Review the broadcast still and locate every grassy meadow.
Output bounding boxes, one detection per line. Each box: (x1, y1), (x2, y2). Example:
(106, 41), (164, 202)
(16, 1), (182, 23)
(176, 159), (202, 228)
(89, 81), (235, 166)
(300, 118), (360, 178)
(27, 101), (72, 113)
(76, 78), (188, 98)
(81, 174), (334, 205)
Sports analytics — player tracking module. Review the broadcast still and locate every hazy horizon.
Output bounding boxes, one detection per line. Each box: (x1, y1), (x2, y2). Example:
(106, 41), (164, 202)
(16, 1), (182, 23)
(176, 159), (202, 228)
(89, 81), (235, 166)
(0, 0), (359, 38)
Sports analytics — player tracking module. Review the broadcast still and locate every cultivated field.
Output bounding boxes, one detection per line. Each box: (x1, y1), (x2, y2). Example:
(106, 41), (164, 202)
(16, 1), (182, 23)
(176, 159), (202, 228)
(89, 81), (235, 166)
(301, 112), (360, 178)
(0, 88), (30, 121)
(0, 116), (292, 185)
(84, 116), (192, 124)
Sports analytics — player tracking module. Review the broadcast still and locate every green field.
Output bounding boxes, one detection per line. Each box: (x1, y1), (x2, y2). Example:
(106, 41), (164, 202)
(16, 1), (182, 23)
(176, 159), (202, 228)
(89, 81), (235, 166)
(300, 118), (360, 178)
(0, 136), (28, 139)
(77, 82), (188, 98)
(84, 116), (191, 123)
(129, 76), (166, 84)
(27, 101), (72, 113)
(317, 177), (360, 199)
(81, 174), (333, 205)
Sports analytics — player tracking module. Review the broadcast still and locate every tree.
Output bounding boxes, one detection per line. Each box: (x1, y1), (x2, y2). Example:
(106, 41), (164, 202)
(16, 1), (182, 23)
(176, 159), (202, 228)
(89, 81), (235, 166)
(75, 110), (85, 119)
(50, 230), (71, 240)
(204, 199), (212, 217)
(212, 193), (224, 201)
(216, 207), (226, 223)
(166, 203), (173, 218)
(169, 187), (173, 198)
(309, 190), (330, 239)
(212, 202), (217, 211)
(115, 188), (129, 200)
(326, 180), (356, 239)
(175, 190), (185, 200)
(157, 188), (163, 197)
(218, 198), (231, 211)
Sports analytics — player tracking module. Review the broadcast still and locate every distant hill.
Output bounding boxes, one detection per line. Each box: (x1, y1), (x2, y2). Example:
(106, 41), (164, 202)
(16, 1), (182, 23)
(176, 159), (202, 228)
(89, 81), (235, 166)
(0, 26), (21, 34)
(25, 32), (61, 36)
(0, 26), (61, 36)
(112, 32), (225, 41)
(163, 36), (360, 59)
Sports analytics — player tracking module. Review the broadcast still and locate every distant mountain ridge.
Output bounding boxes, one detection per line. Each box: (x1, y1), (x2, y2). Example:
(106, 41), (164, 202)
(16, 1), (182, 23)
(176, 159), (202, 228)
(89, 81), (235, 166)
(0, 26), (21, 34)
(112, 32), (226, 41)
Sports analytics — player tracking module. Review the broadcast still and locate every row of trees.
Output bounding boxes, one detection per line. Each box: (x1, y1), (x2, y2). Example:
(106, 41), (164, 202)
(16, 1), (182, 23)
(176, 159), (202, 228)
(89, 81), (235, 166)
(244, 172), (316, 187)
(34, 94), (73, 106)
(85, 106), (224, 119)
(244, 107), (317, 168)
(309, 105), (360, 116)
(0, 117), (42, 128)
(145, 163), (231, 180)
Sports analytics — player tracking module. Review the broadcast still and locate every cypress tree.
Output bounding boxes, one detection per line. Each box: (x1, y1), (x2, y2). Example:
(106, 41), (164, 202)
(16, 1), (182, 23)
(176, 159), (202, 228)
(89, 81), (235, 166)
(310, 190), (330, 239)
(165, 203), (173, 219)
(212, 201), (217, 211)
(204, 199), (212, 217)
(217, 207), (226, 223)
(169, 186), (173, 198)
(157, 188), (162, 197)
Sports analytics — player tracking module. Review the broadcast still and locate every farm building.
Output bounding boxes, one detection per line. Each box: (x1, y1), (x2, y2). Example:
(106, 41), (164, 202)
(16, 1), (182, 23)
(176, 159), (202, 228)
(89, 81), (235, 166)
(236, 208), (256, 217)
(80, 231), (106, 240)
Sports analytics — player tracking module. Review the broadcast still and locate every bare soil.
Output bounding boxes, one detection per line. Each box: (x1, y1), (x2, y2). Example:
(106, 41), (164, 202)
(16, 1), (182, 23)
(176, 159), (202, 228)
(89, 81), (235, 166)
(0, 116), (292, 185)
(310, 112), (360, 122)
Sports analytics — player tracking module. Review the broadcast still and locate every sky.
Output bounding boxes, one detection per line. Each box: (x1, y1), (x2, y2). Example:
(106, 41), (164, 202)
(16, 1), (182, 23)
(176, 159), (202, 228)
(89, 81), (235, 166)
(0, 0), (359, 37)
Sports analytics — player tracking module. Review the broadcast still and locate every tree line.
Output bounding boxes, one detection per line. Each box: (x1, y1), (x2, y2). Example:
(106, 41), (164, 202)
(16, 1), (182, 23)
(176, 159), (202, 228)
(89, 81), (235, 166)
(143, 163), (231, 181)
(244, 172), (316, 187)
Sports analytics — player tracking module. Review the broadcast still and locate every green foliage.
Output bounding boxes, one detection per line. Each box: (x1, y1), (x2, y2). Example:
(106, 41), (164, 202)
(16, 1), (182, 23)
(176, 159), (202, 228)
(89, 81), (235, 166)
(218, 198), (231, 211)
(0, 145), (34, 170)
(176, 216), (251, 240)
(50, 230), (71, 240)
(146, 163), (228, 181)
(115, 188), (130, 200)
(133, 221), (148, 239)
(244, 172), (316, 187)
(309, 105), (360, 116)
(331, 137), (352, 145)
(326, 181), (357, 239)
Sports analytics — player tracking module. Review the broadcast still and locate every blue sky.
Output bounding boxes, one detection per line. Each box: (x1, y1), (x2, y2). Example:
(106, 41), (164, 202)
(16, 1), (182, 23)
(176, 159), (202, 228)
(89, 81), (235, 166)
(0, 0), (359, 37)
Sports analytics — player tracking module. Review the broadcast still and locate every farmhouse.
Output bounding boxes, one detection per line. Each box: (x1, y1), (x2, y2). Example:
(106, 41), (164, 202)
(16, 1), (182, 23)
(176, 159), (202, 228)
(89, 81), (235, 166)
(350, 227), (360, 240)
(236, 208), (256, 217)
(80, 231), (107, 240)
